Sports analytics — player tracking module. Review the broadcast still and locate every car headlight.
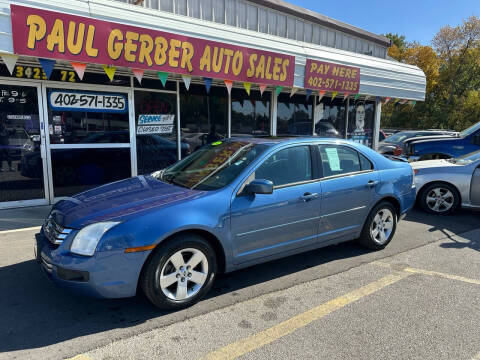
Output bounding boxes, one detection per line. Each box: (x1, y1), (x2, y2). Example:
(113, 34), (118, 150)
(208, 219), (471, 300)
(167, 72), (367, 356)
(70, 222), (120, 256)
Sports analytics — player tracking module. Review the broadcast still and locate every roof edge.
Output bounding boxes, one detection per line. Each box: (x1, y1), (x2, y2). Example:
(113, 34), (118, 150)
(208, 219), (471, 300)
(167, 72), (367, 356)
(247, 0), (392, 47)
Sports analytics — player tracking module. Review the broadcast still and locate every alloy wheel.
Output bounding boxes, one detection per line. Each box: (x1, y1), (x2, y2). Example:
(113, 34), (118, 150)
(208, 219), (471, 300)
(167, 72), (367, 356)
(370, 208), (394, 245)
(157, 248), (209, 301)
(425, 187), (454, 213)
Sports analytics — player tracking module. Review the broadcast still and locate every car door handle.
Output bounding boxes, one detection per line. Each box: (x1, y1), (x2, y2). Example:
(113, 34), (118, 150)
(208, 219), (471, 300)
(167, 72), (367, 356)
(367, 180), (379, 187)
(300, 192), (319, 201)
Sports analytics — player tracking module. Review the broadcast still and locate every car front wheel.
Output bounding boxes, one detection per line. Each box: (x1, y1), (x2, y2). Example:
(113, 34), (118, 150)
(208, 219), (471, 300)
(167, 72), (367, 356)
(419, 183), (459, 215)
(358, 202), (397, 250)
(140, 234), (217, 309)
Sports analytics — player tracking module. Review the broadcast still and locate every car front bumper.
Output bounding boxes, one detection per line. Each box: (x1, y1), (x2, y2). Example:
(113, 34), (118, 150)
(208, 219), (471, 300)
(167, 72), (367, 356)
(35, 232), (149, 299)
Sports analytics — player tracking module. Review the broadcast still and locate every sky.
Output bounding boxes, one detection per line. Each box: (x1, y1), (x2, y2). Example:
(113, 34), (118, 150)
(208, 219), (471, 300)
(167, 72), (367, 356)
(287, 0), (480, 45)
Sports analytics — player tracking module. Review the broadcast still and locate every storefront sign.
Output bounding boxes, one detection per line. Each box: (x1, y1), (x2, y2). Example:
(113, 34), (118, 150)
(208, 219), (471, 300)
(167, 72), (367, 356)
(137, 125), (174, 135)
(10, 5), (295, 87)
(0, 87), (28, 104)
(138, 114), (174, 125)
(48, 90), (127, 113)
(304, 59), (360, 93)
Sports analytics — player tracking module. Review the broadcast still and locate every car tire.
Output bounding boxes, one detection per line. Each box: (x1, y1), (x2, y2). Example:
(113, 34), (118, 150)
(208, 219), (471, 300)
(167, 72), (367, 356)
(358, 201), (397, 250)
(419, 182), (459, 215)
(140, 234), (217, 310)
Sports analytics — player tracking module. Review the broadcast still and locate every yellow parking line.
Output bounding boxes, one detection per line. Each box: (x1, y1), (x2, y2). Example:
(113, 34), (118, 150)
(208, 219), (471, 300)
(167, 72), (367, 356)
(0, 226), (41, 235)
(373, 262), (480, 286)
(199, 272), (410, 360)
(66, 355), (94, 360)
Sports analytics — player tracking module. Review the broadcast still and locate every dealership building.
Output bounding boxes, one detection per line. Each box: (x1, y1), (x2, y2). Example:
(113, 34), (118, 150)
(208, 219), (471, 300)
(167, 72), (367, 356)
(0, 0), (426, 208)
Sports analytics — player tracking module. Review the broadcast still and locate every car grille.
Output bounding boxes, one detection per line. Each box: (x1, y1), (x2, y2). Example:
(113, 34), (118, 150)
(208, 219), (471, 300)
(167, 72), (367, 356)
(43, 216), (72, 246)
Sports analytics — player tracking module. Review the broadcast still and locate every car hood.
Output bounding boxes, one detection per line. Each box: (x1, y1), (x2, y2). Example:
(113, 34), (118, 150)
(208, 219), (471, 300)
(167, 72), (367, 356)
(404, 134), (459, 145)
(378, 142), (397, 151)
(411, 159), (458, 170)
(50, 175), (202, 229)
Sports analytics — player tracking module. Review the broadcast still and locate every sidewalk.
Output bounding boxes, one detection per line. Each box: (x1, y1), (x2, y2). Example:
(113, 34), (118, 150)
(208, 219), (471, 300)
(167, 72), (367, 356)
(0, 205), (51, 231)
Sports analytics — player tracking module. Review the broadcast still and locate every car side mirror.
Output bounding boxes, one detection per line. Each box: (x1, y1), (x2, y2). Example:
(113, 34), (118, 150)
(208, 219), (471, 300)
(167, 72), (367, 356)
(246, 179), (273, 195)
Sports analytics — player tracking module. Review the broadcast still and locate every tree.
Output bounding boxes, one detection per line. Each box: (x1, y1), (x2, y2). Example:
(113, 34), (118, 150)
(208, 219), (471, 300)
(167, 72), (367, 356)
(382, 16), (480, 132)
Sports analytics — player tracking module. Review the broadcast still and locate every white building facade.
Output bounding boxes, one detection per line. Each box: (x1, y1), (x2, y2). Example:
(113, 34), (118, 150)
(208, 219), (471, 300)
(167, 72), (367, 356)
(0, 0), (426, 208)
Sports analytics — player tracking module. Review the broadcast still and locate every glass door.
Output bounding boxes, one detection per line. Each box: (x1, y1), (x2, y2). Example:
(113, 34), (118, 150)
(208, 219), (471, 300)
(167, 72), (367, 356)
(42, 84), (133, 200)
(0, 81), (49, 208)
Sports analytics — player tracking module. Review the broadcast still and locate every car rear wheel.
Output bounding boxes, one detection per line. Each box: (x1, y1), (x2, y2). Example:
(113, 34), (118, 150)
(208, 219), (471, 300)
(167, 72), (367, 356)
(358, 202), (397, 250)
(140, 234), (217, 309)
(419, 183), (459, 215)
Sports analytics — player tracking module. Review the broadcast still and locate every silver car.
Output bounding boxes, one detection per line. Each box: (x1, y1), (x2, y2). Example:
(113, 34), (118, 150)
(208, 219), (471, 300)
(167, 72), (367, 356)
(412, 150), (480, 214)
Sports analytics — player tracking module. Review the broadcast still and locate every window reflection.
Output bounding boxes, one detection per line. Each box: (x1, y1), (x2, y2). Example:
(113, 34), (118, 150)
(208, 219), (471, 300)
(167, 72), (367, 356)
(51, 148), (131, 197)
(347, 100), (375, 148)
(277, 93), (313, 135)
(180, 84), (228, 152)
(135, 91), (181, 174)
(231, 89), (270, 136)
(0, 84), (45, 202)
(47, 88), (130, 144)
(314, 97), (345, 138)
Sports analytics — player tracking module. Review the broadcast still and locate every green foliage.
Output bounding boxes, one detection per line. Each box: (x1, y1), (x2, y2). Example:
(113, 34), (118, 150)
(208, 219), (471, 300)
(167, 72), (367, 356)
(384, 33), (407, 50)
(382, 16), (480, 131)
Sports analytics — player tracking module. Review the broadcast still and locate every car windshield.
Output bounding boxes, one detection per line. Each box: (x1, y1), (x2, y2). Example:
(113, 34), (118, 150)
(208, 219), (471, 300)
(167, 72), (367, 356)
(460, 122), (480, 137)
(448, 150), (480, 165)
(157, 141), (268, 190)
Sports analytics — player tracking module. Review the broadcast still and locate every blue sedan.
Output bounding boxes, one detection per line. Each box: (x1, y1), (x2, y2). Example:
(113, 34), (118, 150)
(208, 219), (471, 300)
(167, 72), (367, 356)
(36, 137), (416, 309)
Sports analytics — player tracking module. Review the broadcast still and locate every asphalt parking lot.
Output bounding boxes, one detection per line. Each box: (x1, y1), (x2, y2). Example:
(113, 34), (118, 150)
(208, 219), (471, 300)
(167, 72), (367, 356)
(0, 207), (478, 360)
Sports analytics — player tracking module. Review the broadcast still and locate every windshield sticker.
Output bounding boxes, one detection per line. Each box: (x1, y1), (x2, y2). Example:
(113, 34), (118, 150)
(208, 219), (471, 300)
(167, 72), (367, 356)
(325, 147), (341, 171)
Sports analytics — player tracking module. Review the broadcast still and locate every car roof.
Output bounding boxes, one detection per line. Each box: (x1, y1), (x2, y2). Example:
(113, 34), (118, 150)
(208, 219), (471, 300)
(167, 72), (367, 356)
(226, 136), (353, 146)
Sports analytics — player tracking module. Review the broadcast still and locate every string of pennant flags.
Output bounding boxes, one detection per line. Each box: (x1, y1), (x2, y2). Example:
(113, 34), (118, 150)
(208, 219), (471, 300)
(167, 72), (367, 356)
(0, 53), (417, 107)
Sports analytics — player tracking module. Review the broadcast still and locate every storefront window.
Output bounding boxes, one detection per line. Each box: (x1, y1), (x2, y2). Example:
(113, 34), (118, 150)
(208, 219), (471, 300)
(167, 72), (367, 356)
(347, 100), (375, 148)
(134, 90), (179, 174)
(314, 97), (346, 139)
(134, 78), (177, 91)
(277, 93), (313, 135)
(180, 83), (228, 152)
(231, 89), (270, 136)
(46, 88), (130, 144)
(0, 84), (45, 202)
(51, 148), (131, 198)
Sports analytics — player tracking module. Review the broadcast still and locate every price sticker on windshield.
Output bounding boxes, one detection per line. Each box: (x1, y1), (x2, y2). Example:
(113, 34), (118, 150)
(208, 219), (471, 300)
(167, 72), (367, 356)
(48, 90), (127, 113)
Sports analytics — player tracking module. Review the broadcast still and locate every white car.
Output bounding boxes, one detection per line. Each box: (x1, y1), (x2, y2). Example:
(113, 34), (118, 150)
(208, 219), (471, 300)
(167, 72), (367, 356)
(412, 150), (480, 214)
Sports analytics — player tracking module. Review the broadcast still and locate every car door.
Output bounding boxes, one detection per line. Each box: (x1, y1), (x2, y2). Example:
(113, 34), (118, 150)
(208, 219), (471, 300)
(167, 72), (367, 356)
(317, 144), (379, 242)
(471, 164), (480, 206)
(230, 145), (321, 264)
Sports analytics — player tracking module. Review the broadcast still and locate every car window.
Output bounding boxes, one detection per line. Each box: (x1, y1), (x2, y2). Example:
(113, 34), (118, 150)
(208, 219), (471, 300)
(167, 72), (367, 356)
(255, 146), (312, 187)
(162, 141), (268, 190)
(318, 145), (361, 177)
(12, 129), (28, 140)
(359, 153), (373, 170)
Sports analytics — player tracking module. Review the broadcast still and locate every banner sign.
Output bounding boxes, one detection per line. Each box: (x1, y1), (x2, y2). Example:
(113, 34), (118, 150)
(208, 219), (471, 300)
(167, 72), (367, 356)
(304, 59), (360, 94)
(48, 90), (127, 113)
(10, 5), (295, 87)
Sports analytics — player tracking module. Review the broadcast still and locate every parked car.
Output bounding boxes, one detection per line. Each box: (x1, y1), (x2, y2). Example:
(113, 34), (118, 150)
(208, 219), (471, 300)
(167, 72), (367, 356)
(412, 150), (480, 215)
(404, 122), (480, 161)
(35, 137), (416, 309)
(378, 130), (387, 143)
(378, 130), (457, 156)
